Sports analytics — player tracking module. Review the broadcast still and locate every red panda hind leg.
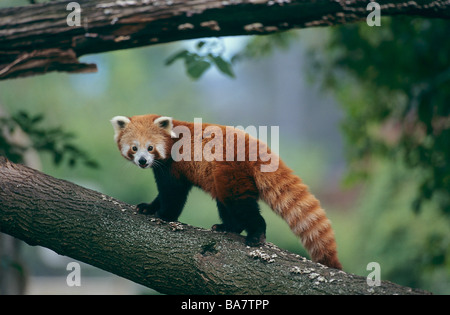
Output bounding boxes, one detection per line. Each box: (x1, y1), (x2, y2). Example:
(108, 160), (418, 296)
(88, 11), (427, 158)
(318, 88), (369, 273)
(212, 165), (266, 246)
(211, 200), (245, 234)
(212, 198), (267, 247)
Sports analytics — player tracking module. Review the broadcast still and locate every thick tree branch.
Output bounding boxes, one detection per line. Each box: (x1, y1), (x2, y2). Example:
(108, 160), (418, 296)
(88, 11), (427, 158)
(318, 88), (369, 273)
(1, 0), (449, 80)
(0, 157), (430, 294)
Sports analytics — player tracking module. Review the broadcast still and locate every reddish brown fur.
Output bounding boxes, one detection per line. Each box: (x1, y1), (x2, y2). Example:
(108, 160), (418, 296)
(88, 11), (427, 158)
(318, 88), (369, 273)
(115, 114), (342, 269)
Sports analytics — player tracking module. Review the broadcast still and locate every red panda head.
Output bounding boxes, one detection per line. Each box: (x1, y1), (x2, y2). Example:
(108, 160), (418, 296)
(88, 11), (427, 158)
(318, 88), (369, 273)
(110, 115), (174, 169)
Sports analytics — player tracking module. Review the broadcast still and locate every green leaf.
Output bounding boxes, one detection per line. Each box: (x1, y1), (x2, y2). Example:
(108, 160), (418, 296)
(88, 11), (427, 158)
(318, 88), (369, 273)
(196, 40), (206, 49)
(186, 59), (211, 79)
(31, 114), (44, 124)
(69, 158), (76, 168)
(53, 151), (63, 165)
(84, 160), (99, 169)
(165, 49), (189, 66)
(209, 55), (235, 78)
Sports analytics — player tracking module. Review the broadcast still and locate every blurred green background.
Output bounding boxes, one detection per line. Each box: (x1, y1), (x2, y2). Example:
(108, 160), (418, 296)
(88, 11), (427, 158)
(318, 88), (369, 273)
(0, 0), (449, 294)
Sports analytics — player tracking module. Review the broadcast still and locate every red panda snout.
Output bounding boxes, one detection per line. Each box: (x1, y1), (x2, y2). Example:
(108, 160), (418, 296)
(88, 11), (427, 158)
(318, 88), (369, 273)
(132, 148), (154, 169)
(138, 157), (148, 167)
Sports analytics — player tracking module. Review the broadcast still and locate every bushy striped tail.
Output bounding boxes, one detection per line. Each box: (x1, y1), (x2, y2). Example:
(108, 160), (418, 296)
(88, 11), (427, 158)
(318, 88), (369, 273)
(255, 163), (342, 269)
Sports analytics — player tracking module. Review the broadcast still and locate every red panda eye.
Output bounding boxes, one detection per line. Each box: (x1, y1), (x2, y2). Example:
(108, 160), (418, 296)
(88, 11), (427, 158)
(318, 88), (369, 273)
(148, 146), (154, 152)
(132, 146), (138, 152)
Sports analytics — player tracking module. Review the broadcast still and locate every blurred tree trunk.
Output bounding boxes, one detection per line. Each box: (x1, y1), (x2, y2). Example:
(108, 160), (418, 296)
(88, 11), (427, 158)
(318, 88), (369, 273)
(1, 0), (450, 79)
(0, 157), (430, 295)
(0, 106), (43, 295)
(0, 235), (26, 295)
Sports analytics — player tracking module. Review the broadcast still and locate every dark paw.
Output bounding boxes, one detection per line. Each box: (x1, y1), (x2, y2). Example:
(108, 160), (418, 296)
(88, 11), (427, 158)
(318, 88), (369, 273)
(245, 233), (266, 247)
(136, 202), (158, 215)
(211, 223), (228, 232)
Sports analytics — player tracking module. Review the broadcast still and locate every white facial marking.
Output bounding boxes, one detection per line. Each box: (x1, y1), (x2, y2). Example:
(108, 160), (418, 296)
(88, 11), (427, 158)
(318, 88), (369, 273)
(156, 143), (166, 159)
(129, 141), (154, 169)
(121, 143), (130, 157)
(134, 149), (154, 169)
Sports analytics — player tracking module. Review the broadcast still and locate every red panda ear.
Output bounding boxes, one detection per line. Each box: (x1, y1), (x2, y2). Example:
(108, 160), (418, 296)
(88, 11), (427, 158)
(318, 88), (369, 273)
(154, 116), (175, 137)
(110, 116), (130, 141)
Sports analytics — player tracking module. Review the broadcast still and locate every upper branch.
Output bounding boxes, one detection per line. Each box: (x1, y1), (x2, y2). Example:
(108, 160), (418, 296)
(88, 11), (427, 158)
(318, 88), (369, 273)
(0, 0), (449, 80)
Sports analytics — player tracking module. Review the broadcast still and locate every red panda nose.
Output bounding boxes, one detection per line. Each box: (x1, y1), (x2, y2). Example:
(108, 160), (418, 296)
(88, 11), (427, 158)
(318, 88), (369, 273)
(138, 157), (147, 166)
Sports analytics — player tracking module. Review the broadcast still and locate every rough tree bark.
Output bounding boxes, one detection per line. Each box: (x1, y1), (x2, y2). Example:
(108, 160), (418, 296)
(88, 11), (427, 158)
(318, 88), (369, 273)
(0, 157), (430, 294)
(1, 0), (450, 80)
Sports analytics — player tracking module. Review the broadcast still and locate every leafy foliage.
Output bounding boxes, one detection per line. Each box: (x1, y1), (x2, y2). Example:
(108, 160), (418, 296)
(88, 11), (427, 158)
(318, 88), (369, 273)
(165, 39), (234, 79)
(307, 17), (450, 215)
(231, 31), (298, 62)
(0, 110), (98, 168)
(300, 18), (450, 292)
(347, 159), (450, 293)
(165, 32), (297, 80)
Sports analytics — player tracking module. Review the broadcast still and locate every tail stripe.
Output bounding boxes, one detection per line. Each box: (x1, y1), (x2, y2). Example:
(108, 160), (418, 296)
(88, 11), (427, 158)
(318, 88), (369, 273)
(291, 210), (325, 239)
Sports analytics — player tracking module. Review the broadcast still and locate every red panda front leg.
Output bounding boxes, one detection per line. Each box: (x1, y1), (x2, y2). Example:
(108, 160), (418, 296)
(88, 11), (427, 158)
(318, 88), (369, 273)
(137, 195), (160, 215)
(151, 167), (192, 222)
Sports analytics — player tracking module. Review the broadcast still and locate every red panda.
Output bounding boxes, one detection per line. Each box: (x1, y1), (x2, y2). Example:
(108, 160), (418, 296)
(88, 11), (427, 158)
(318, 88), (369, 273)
(111, 114), (342, 270)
